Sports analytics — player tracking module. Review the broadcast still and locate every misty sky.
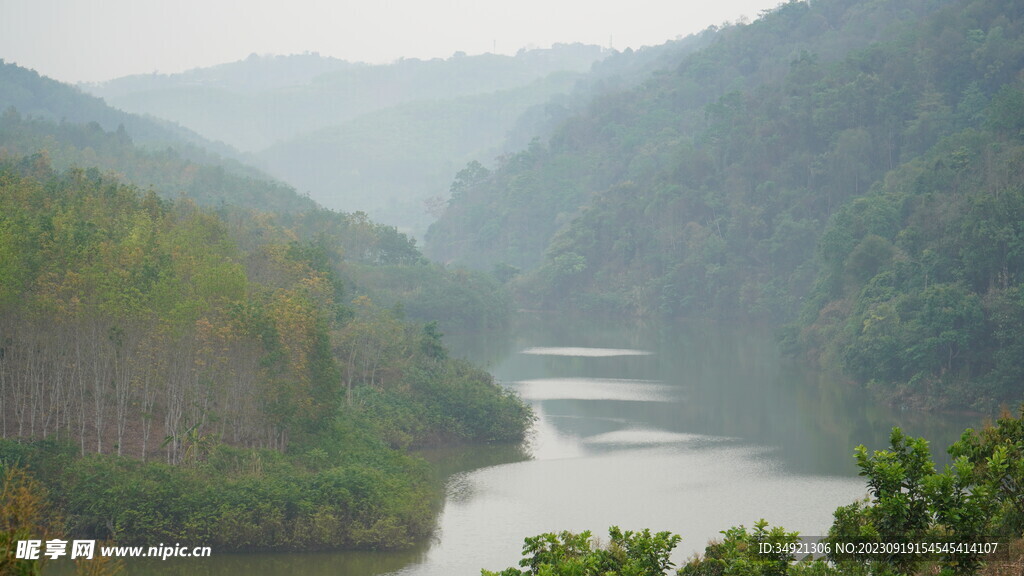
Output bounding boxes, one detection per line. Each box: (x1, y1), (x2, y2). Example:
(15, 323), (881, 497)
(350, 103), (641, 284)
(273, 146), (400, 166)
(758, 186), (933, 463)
(1, 0), (784, 84)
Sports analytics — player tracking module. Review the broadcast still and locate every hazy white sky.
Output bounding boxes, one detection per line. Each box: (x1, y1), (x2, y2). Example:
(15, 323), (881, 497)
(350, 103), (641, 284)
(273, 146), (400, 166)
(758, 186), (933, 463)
(0, 0), (783, 84)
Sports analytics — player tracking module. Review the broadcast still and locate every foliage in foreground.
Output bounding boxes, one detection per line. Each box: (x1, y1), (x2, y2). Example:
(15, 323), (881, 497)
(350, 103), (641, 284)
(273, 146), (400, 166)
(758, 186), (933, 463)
(0, 465), (60, 576)
(482, 526), (682, 576)
(0, 429), (434, 552)
(827, 407), (1024, 576)
(485, 407), (1024, 576)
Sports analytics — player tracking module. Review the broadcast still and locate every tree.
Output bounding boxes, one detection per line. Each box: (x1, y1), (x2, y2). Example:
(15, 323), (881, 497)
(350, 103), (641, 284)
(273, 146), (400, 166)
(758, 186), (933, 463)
(482, 526), (682, 576)
(946, 404), (1024, 537)
(336, 296), (406, 407)
(828, 426), (1008, 576)
(828, 428), (936, 575)
(681, 520), (835, 576)
(0, 464), (61, 576)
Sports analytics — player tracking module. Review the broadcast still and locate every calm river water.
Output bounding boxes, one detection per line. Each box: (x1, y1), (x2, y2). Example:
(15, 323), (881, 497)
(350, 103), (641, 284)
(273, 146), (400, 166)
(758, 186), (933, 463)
(50, 314), (982, 575)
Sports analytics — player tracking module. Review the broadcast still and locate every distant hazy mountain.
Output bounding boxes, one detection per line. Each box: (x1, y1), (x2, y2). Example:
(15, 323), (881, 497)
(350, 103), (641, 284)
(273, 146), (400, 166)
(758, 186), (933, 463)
(0, 59), (243, 160)
(0, 60), (290, 199)
(84, 46), (616, 236)
(86, 46), (608, 152)
(257, 71), (592, 236)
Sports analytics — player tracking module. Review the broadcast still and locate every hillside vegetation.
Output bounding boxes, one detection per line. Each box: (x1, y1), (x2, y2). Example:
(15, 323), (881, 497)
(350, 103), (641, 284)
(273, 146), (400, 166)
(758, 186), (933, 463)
(0, 67), (510, 332)
(0, 154), (530, 551)
(0, 60), (244, 162)
(0, 62), (530, 553)
(427, 0), (1024, 408)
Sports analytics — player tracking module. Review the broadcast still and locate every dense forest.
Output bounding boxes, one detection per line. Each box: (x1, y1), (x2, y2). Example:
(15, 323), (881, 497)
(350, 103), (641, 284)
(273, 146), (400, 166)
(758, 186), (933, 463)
(427, 0), (1024, 409)
(790, 93), (1024, 410)
(0, 65), (511, 333)
(0, 60), (531, 557)
(0, 152), (530, 553)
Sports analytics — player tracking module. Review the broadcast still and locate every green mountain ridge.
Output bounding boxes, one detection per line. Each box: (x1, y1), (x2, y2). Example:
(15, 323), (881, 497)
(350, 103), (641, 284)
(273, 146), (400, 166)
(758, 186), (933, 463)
(1, 60), (248, 164)
(427, 0), (1024, 408)
(425, 0), (961, 275)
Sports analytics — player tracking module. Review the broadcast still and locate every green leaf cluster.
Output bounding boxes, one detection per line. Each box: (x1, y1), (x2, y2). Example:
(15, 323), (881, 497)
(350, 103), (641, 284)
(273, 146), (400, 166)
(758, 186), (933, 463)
(828, 416), (1024, 576)
(483, 526), (682, 576)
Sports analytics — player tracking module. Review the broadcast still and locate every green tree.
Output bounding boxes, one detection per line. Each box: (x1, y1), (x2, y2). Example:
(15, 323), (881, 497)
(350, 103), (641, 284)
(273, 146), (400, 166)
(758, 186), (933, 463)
(681, 520), (835, 576)
(828, 426), (1009, 576)
(482, 526), (682, 576)
(946, 404), (1024, 537)
(0, 465), (61, 576)
(827, 429), (935, 575)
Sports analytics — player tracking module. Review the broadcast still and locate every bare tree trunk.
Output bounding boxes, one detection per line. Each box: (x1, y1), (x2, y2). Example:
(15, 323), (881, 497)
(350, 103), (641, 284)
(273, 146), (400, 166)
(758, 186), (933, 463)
(140, 360), (158, 462)
(74, 324), (88, 457)
(89, 319), (113, 454)
(0, 320), (7, 438)
(113, 329), (134, 457)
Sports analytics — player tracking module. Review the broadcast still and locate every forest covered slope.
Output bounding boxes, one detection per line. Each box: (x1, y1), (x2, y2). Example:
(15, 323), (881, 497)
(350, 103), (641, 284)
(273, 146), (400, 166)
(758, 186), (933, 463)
(0, 62), (530, 552)
(0, 61), (511, 332)
(0, 61), (246, 163)
(427, 0), (1024, 408)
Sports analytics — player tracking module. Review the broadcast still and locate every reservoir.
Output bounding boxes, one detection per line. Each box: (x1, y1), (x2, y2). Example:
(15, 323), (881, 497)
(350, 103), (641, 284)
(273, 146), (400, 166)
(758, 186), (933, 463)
(57, 314), (980, 575)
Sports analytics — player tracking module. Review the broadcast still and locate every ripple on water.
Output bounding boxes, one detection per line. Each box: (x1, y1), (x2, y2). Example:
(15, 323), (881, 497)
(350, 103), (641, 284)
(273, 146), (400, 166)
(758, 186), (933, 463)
(513, 377), (677, 402)
(520, 346), (653, 357)
(583, 428), (733, 447)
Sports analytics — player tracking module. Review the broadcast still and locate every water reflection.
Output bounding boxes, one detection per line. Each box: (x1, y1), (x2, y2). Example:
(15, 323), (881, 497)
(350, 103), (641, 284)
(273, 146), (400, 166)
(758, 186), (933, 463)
(46, 547), (430, 576)
(521, 346), (653, 357)
(514, 378), (678, 402)
(45, 314), (986, 576)
(583, 429), (730, 447)
(397, 320), (862, 573)
(484, 316), (980, 476)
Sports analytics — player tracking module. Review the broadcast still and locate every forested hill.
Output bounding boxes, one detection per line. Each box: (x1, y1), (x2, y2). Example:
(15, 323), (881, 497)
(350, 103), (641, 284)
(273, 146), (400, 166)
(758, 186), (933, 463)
(81, 43), (737, 239)
(426, 0), (1024, 408)
(0, 155), (530, 551)
(0, 105), (313, 215)
(425, 0), (965, 277)
(790, 87), (1024, 409)
(0, 62), (511, 331)
(0, 68), (529, 552)
(424, 0), (1020, 313)
(0, 60), (246, 163)
(255, 40), (727, 237)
